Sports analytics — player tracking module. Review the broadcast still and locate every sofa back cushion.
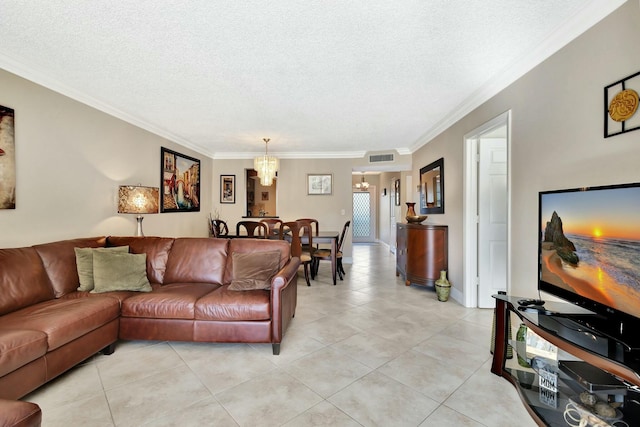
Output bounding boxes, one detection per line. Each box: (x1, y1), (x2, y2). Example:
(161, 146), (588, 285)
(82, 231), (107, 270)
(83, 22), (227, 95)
(33, 237), (107, 297)
(164, 238), (228, 284)
(0, 247), (54, 315)
(106, 237), (175, 284)
(224, 239), (291, 285)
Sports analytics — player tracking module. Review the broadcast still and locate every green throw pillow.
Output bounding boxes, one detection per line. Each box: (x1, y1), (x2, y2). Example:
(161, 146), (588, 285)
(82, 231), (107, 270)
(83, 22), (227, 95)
(229, 250), (281, 291)
(91, 251), (152, 293)
(75, 246), (129, 291)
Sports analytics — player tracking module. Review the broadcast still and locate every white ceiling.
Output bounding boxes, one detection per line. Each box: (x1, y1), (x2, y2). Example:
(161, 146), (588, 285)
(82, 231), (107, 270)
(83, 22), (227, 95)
(0, 1), (625, 159)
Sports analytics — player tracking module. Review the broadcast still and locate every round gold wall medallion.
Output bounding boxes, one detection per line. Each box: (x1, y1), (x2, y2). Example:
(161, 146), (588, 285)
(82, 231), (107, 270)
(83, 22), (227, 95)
(608, 89), (639, 122)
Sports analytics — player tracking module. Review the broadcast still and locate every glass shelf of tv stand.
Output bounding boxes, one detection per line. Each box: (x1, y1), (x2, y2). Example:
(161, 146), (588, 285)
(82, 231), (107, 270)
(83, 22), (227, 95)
(504, 338), (639, 426)
(493, 295), (640, 426)
(503, 357), (580, 426)
(494, 295), (640, 382)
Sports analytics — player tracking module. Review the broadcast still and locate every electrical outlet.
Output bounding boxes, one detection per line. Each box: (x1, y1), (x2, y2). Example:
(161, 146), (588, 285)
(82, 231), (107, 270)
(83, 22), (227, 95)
(340, 209), (345, 215)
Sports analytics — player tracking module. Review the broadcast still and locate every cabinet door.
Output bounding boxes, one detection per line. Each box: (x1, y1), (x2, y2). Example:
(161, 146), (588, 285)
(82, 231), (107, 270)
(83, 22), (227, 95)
(406, 226), (447, 285)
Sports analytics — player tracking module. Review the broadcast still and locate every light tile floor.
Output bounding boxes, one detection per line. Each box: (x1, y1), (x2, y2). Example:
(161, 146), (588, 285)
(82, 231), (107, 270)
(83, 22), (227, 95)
(25, 243), (537, 426)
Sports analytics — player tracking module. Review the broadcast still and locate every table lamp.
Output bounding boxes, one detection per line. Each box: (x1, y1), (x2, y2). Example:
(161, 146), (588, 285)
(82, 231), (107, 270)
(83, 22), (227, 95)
(117, 185), (159, 236)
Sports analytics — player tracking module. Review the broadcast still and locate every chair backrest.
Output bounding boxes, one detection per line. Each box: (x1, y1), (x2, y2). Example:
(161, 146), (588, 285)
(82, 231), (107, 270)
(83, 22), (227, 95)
(296, 218), (319, 235)
(236, 221), (268, 238)
(279, 220), (312, 257)
(210, 219), (229, 237)
(260, 218), (283, 239)
(337, 220), (351, 251)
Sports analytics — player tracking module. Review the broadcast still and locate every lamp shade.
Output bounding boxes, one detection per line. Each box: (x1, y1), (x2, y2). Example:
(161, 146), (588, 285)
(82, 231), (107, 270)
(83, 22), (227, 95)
(118, 185), (159, 214)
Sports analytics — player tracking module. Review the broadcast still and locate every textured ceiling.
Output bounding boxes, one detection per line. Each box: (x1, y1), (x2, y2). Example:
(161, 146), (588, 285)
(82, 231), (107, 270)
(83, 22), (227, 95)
(0, 1), (625, 159)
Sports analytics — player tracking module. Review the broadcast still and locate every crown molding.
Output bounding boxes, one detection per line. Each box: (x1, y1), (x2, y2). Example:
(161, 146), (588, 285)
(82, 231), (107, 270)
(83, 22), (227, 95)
(0, 52), (215, 158)
(409, 0), (627, 153)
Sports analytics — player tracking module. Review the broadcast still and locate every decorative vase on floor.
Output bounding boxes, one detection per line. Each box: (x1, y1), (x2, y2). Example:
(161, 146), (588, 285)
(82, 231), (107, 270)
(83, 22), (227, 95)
(516, 323), (530, 367)
(434, 270), (451, 302)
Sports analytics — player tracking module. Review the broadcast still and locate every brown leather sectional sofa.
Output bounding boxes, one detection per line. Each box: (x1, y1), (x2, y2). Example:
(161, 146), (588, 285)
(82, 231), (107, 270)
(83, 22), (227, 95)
(0, 236), (299, 424)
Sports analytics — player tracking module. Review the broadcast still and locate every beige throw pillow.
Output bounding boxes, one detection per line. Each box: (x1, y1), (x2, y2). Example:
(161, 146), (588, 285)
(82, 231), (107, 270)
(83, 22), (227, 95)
(91, 251), (152, 293)
(229, 250), (281, 291)
(75, 246), (129, 291)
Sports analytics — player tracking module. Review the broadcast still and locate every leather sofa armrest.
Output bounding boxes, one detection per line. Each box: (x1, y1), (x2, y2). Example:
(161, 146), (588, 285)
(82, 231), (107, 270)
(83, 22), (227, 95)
(270, 257), (300, 345)
(271, 257), (301, 291)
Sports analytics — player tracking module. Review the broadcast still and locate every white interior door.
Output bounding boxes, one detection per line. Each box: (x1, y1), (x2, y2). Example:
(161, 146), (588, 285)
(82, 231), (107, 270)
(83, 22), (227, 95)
(478, 137), (508, 307)
(463, 110), (510, 308)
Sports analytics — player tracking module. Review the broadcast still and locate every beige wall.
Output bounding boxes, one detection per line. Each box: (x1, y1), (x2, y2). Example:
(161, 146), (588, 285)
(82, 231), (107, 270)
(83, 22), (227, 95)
(0, 70), (213, 248)
(412, 1), (640, 299)
(214, 158), (354, 257)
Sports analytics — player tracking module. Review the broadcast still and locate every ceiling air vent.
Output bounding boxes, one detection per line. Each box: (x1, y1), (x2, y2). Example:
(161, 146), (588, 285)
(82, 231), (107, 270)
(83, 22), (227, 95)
(369, 153), (394, 163)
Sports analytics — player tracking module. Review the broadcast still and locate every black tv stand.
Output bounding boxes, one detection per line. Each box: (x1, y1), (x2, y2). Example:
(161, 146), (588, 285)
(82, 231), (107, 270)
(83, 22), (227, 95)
(492, 294), (640, 426)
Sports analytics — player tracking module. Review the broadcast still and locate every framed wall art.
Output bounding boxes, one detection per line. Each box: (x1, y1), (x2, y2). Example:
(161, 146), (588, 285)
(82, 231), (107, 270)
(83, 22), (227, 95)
(0, 105), (15, 209)
(394, 178), (401, 206)
(160, 147), (200, 212)
(220, 174), (235, 204)
(307, 174), (332, 195)
(419, 157), (444, 214)
(604, 70), (640, 138)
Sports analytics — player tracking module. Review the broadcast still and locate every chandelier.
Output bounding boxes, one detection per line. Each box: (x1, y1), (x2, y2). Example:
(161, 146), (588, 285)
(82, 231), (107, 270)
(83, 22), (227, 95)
(355, 173), (369, 190)
(254, 138), (279, 186)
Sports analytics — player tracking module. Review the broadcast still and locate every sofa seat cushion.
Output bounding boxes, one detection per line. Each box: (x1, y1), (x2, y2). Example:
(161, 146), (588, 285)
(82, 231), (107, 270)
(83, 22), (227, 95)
(0, 297), (120, 351)
(121, 283), (218, 320)
(195, 286), (270, 321)
(0, 330), (48, 377)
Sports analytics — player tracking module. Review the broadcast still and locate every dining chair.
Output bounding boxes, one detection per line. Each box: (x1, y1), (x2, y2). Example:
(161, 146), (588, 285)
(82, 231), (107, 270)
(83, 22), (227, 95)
(236, 220), (268, 238)
(260, 218), (283, 239)
(279, 220), (313, 286)
(296, 218), (319, 235)
(312, 220), (350, 280)
(296, 218), (319, 251)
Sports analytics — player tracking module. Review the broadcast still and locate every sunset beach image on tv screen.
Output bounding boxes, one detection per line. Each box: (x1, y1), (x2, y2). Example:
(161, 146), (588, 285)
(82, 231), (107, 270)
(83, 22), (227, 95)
(540, 186), (640, 318)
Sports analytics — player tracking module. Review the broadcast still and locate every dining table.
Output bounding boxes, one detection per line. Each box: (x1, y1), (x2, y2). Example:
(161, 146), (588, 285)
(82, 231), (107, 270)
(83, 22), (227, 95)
(304, 230), (340, 286)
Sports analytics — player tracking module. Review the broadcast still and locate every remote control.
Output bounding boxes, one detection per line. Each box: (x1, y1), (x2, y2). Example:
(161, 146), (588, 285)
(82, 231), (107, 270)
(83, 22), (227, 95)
(518, 298), (545, 306)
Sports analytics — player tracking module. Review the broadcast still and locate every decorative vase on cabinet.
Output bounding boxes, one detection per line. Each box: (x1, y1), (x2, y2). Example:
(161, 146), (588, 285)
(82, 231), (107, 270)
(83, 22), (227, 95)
(405, 202), (428, 223)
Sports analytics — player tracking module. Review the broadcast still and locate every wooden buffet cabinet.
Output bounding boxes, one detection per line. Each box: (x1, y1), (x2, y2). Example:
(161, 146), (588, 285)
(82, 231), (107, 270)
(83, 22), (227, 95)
(492, 294), (640, 426)
(396, 223), (448, 287)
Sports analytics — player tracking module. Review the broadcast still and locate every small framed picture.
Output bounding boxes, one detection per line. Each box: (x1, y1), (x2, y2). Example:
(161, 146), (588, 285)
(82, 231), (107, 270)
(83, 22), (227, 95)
(394, 179), (401, 206)
(307, 174), (332, 195)
(261, 191), (269, 201)
(220, 175), (235, 204)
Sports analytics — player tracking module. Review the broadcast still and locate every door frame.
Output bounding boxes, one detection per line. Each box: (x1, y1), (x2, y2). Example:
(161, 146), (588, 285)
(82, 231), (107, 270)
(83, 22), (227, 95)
(463, 110), (512, 307)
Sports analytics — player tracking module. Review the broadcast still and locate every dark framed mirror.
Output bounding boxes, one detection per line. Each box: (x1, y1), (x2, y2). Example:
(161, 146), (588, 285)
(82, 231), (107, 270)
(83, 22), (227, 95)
(419, 157), (444, 214)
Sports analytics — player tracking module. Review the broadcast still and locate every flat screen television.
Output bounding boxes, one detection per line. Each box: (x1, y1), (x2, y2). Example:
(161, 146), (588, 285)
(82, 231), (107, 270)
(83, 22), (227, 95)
(538, 182), (640, 344)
